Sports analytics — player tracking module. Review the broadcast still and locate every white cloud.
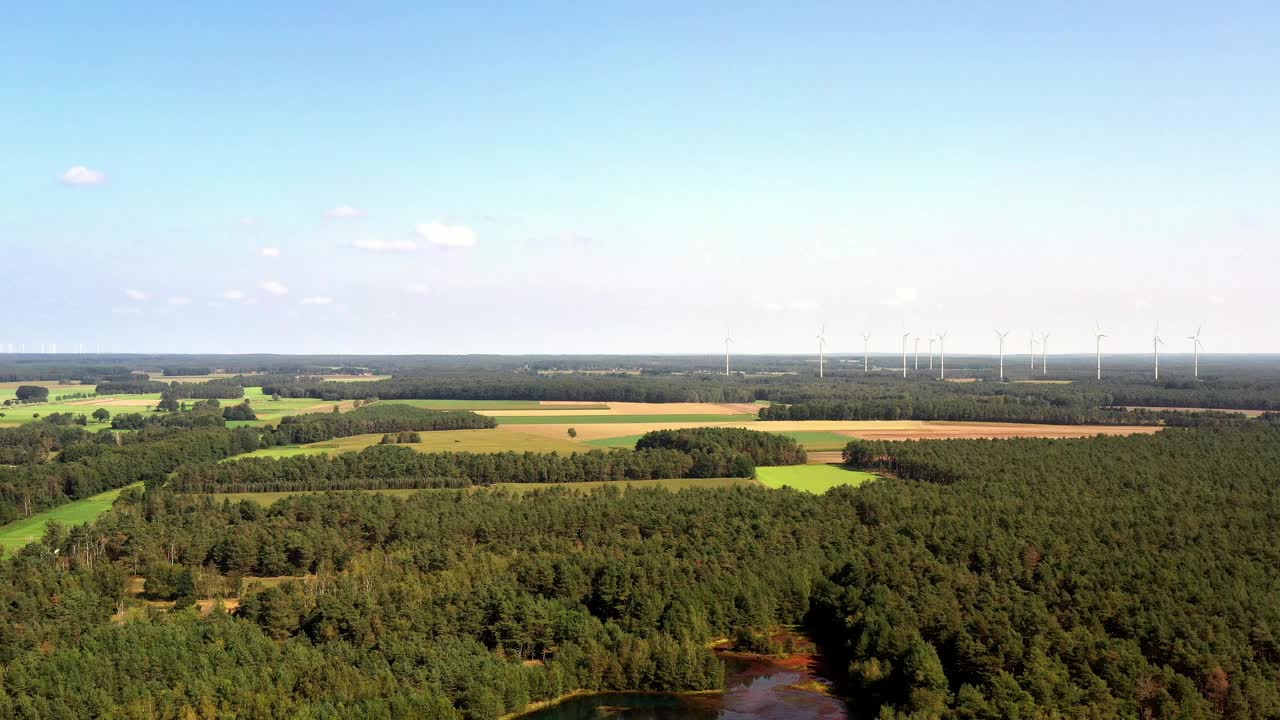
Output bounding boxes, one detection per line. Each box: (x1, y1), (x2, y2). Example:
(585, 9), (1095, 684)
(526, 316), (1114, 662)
(884, 287), (919, 306)
(223, 289), (245, 301)
(1208, 294), (1226, 305)
(239, 217), (257, 226)
(416, 221), (477, 248)
(167, 296), (190, 306)
(259, 280), (289, 297)
(124, 288), (149, 301)
(60, 165), (106, 185)
(301, 296), (334, 305)
(406, 282), (430, 295)
(260, 247), (281, 257)
(323, 205), (364, 219)
(352, 238), (418, 252)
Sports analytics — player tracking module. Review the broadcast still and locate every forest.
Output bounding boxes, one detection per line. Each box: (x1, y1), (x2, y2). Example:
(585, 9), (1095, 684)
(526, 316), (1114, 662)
(266, 403), (496, 445)
(0, 422), (1274, 718)
(94, 379), (246, 399)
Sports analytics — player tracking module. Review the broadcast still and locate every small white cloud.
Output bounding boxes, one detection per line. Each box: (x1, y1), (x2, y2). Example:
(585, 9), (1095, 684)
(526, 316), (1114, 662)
(301, 296), (334, 305)
(352, 238), (418, 252)
(1208, 294), (1226, 305)
(884, 287), (919, 306)
(259, 280), (289, 297)
(60, 166), (107, 185)
(406, 282), (430, 295)
(167, 296), (190, 306)
(323, 205), (364, 219)
(223, 289), (245, 301)
(124, 288), (149, 301)
(416, 221), (477, 248)
(260, 247), (281, 257)
(239, 217), (257, 226)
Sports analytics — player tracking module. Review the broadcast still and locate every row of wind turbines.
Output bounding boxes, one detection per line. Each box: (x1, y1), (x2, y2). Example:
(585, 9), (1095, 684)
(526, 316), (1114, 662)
(722, 324), (1207, 381)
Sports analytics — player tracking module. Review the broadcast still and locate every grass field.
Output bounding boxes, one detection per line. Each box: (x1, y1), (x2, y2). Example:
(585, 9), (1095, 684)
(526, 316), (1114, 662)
(0, 483), (141, 554)
(584, 429), (853, 452)
(204, 477), (758, 504)
(585, 434), (643, 449)
(756, 465), (880, 494)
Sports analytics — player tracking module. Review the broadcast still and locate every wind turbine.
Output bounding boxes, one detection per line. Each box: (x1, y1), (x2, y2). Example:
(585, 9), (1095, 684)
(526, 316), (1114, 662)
(1152, 322), (1164, 381)
(901, 328), (911, 378)
(994, 329), (1010, 380)
(928, 334), (936, 370)
(1188, 325), (1204, 379)
(817, 325), (827, 379)
(1039, 331), (1050, 375)
(861, 331), (870, 374)
(913, 337), (920, 370)
(1029, 330), (1038, 371)
(938, 330), (949, 380)
(722, 329), (733, 376)
(1093, 322), (1107, 380)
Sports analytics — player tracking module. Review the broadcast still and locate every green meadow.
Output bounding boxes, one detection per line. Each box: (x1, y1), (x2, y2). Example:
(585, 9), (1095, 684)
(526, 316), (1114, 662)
(0, 483), (142, 555)
(756, 465), (880, 494)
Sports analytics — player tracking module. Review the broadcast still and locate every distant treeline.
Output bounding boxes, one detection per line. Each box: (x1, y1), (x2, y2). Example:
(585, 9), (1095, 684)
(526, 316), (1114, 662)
(256, 375), (760, 403)
(0, 427), (261, 524)
(161, 367), (214, 376)
(266, 404), (495, 446)
(95, 380), (245, 399)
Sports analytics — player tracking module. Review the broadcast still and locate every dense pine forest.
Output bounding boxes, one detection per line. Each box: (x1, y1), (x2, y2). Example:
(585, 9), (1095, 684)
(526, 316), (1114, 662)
(0, 423), (1275, 718)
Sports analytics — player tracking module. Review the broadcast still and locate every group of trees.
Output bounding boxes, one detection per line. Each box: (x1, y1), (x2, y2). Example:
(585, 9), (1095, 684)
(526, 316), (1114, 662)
(266, 404), (495, 446)
(2, 422), (1276, 717)
(169, 444), (712, 494)
(94, 379), (245, 399)
(635, 427), (806, 474)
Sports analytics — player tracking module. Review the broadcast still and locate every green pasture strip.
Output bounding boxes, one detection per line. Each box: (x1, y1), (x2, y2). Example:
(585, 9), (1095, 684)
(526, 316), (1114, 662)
(0, 483), (142, 555)
(756, 465), (880, 494)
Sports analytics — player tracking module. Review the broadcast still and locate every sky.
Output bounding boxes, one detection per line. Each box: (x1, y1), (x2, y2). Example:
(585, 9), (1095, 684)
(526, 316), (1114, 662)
(3, 2), (1278, 355)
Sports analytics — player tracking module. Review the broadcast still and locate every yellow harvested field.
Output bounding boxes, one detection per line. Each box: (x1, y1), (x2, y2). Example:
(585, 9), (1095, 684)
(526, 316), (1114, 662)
(832, 421), (1162, 440)
(483, 401), (759, 417)
(527, 419), (1162, 443)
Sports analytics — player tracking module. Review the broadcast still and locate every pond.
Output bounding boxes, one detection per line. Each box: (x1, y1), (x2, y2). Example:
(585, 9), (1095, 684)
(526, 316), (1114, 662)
(516, 656), (848, 720)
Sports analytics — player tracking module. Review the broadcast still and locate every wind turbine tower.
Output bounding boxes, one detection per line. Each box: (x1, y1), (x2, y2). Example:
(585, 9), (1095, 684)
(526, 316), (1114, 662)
(928, 335), (936, 370)
(1029, 330), (1038, 371)
(901, 329), (911, 378)
(913, 337), (920, 370)
(817, 325), (827, 379)
(1093, 322), (1107, 380)
(1152, 323), (1164, 380)
(722, 330), (733, 376)
(1039, 331), (1050, 375)
(994, 329), (1010, 380)
(938, 330), (949, 380)
(861, 331), (870, 374)
(1188, 326), (1204, 379)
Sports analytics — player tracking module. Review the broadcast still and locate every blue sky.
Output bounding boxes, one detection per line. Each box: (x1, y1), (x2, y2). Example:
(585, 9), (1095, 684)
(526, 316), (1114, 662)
(3, 3), (1277, 354)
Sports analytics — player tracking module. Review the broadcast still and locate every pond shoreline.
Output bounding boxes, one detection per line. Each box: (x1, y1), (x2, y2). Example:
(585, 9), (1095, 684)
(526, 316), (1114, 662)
(502, 633), (845, 720)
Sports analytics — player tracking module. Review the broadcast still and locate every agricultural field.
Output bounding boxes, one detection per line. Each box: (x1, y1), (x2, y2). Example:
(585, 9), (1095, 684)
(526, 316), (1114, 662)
(384, 399), (607, 411)
(0, 483), (141, 555)
(756, 465), (880, 494)
(494, 413), (755, 425)
(231, 427), (587, 460)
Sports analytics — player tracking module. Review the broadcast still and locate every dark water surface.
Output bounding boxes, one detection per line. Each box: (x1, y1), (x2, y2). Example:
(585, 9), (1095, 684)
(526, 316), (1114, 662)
(517, 657), (848, 720)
